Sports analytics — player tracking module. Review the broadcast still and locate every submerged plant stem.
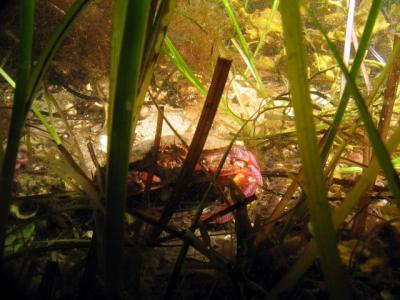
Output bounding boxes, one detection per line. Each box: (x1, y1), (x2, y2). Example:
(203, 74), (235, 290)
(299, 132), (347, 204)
(280, 1), (351, 299)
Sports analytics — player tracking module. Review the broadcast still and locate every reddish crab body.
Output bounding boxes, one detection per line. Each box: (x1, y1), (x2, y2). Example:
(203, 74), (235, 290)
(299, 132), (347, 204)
(128, 145), (263, 223)
(197, 146), (262, 224)
(200, 146), (263, 198)
(129, 145), (262, 197)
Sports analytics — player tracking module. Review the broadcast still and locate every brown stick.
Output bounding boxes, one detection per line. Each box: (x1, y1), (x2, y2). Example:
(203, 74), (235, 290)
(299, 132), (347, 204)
(352, 36), (400, 237)
(377, 36), (400, 139)
(148, 57), (232, 241)
(142, 105), (164, 207)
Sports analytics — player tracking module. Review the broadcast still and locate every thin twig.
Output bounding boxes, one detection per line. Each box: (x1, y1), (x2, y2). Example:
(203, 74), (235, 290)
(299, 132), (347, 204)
(142, 106), (164, 206)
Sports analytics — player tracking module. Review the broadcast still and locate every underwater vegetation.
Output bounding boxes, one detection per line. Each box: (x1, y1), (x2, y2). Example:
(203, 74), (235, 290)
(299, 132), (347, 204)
(0, 0), (400, 299)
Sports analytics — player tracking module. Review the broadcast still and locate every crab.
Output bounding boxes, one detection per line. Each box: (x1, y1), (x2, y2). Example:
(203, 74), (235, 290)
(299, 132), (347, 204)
(126, 145), (263, 223)
(198, 146), (263, 223)
(127, 170), (161, 196)
(199, 146), (263, 198)
(15, 151), (29, 170)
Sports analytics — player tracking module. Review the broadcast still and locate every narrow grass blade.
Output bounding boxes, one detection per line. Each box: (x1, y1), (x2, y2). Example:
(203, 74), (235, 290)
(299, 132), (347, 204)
(270, 0), (384, 295)
(136, 0), (177, 118)
(164, 36), (207, 96)
(269, 40), (400, 297)
(0, 68), (62, 145)
(334, 128), (400, 226)
(221, 0), (267, 98)
(311, 11), (400, 206)
(340, 0), (356, 95)
(270, 125), (400, 298)
(0, 0), (90, 265)
(104, 1), (151, 296)
(140, 0), (177, 83)
(320, 0), (382, 162)
(0, 0), (35, 264)
(30, 106), (62, 145)
(280, 1), (351, 299)
(163, 35), (251, 132)
(256, 0), (385, 252)
(0, 67), (15, 87)
(26, 0), (90, 115)
(253, 0), (280, 58)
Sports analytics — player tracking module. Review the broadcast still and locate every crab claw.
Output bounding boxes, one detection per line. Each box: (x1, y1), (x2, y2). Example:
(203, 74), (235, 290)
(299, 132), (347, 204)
(232, 159), (263, 197)
(15, 151), (29, 170)
(128, 170), (161, 192)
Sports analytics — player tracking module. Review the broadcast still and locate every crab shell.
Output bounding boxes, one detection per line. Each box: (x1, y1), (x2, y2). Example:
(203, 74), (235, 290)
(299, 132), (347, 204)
(127, 146), (263, 213)
(202, 146), (263, 197)
(199, 147), (263, 224)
